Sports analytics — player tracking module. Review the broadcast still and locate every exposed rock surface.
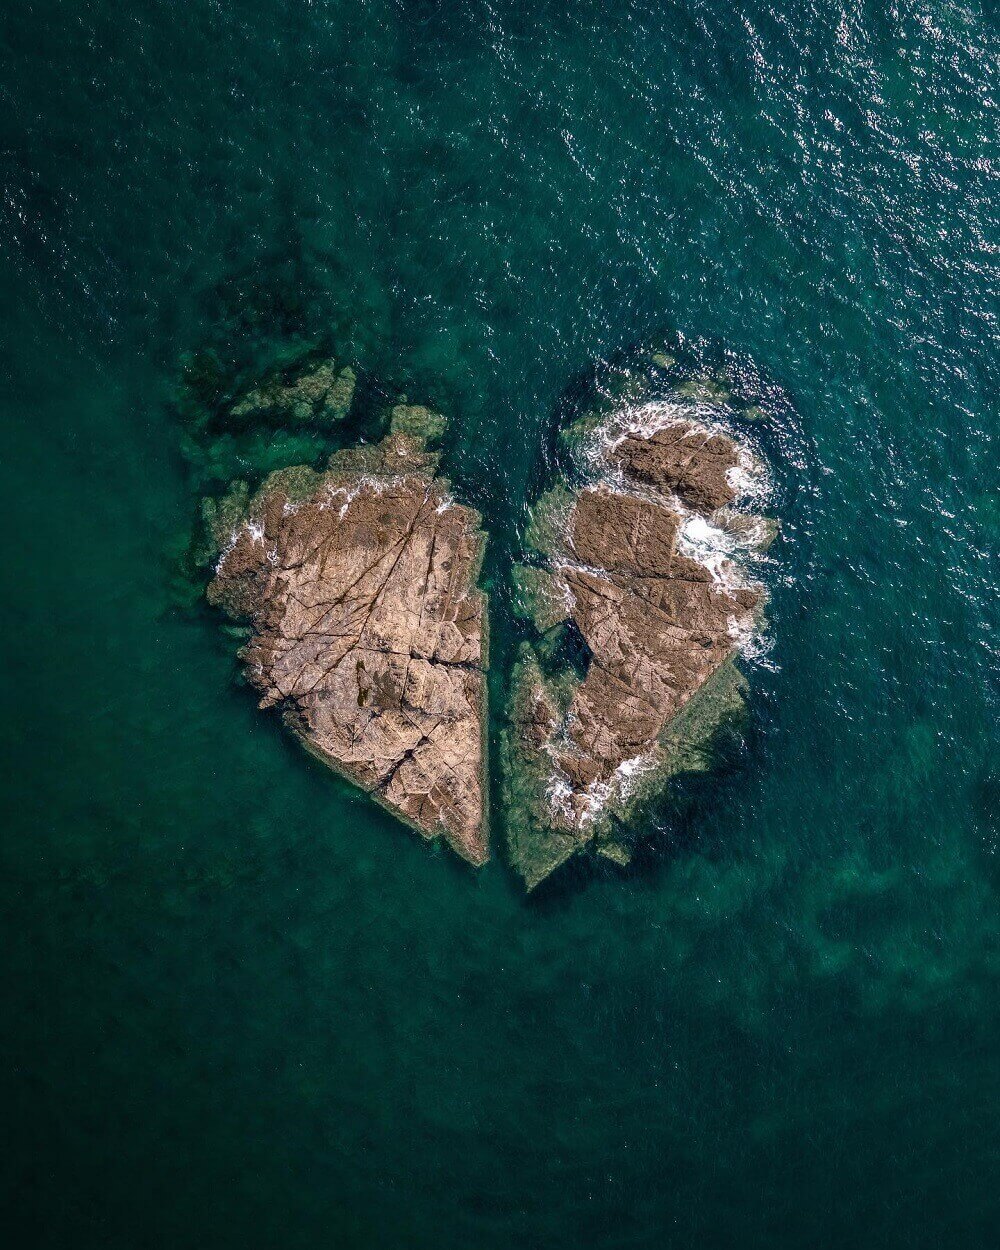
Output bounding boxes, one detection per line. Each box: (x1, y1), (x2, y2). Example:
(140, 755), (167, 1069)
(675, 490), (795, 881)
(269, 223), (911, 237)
(185, 331), (780, 890)
(207, 429), (489, 866)
(610, 422), (741, 512)
(506, 402), (775, 888)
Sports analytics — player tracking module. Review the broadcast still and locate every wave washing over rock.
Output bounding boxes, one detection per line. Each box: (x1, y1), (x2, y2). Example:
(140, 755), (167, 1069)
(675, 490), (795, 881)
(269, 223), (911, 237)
(504, 349), (778, 889)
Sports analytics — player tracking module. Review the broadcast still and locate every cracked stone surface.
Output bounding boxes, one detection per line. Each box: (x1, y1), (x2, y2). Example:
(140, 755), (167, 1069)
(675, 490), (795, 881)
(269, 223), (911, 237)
(551, 479), (758, 811)
(506, 414), (773, 887)
(609, 421), (742, 512)
(208, 432), (489, 865)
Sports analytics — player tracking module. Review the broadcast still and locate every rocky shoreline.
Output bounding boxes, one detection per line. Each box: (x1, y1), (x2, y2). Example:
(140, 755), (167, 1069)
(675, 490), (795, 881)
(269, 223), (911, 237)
(504, 356), (777, 888)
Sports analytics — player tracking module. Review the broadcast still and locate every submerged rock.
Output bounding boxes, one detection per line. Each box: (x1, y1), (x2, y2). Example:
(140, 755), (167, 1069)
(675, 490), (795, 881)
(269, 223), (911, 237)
(388, 402), (447, 442)
(230, 356), (356, 426)
(505, 384), (776, 889)
(207, 426), (489, 866)
(172, 344), (361, 496)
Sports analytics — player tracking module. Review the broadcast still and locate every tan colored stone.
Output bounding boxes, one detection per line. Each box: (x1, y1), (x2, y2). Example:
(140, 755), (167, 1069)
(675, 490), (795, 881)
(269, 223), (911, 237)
(208, 433), (488, 865)
(511, 417), (768, 865)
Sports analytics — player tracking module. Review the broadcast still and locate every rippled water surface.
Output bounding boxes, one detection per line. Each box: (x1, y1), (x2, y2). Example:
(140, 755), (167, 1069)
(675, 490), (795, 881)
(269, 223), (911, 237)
(2, 2), (998, 1246)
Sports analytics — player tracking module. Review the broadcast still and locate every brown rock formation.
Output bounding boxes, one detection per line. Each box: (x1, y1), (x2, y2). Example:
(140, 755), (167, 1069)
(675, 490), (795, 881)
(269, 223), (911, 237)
(552, 479), (758, 819)
(208, 432), (489, 865)
(507, 414), (772, 885)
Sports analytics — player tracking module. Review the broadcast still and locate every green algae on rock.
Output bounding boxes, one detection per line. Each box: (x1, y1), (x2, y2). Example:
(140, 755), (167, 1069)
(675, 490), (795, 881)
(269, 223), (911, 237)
(229, 357), (356, 427)
(388, 402), (447, 443)
(503, 353), (777, 889)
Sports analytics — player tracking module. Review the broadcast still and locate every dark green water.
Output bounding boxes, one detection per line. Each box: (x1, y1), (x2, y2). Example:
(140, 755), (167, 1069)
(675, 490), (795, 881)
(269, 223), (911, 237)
(2, 2), (998, 1246)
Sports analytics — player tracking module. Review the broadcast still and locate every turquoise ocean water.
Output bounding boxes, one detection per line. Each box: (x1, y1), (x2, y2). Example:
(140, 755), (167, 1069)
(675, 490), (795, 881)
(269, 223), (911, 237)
(1, 2), (998, 1246)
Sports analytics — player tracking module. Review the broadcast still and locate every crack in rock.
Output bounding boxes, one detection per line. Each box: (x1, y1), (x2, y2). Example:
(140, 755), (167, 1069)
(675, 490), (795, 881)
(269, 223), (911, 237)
(208, 431), (489, 866)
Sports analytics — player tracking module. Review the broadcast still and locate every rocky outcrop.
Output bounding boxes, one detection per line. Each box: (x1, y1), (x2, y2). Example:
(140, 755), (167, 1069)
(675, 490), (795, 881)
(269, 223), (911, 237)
(609, 422), (741, 512)
(505, 393), (775, 889)
(207, 424), (489, 866)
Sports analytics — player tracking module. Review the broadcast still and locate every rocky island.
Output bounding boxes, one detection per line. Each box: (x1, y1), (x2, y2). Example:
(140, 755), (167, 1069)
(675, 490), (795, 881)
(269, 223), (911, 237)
(505, 362), (776, 888)
(183, 337), (777, 889)
(205, 406), (490, 866)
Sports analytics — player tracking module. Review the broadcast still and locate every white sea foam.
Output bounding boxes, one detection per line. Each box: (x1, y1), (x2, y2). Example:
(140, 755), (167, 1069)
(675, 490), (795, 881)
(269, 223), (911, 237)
(591, 399), (774, 509)
(319, 482), (358, 519)
(613, 751), (658, 802)
(545, 771), (576, 824)
(727, 612), (779, 670)
(579, 780), (613, 824)
(545, 748), (660, 828)
(214, 514), (269, 574)
(214, 530), (239, 574)
(604, 399), (693, 447)
(725, 442), (771, 506)
(316, 474), (413, 519)
(580, 400), (777, 666)
(676, 513), (747, 589)
(675, 508), (772, 660)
